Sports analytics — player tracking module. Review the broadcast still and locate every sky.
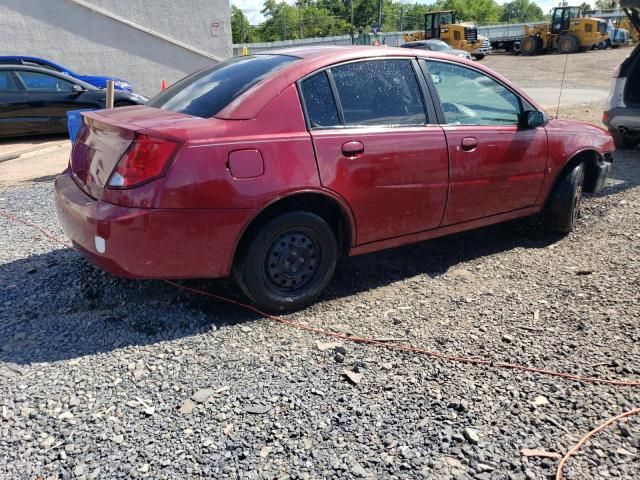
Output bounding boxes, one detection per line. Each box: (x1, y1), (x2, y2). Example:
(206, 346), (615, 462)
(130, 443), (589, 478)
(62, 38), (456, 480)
(231, 0), (583, 25)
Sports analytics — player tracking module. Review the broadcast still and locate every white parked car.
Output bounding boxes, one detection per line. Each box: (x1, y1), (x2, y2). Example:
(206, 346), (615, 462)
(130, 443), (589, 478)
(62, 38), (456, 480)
(401, 39), (473, 61)
(603, 0), (640, 149)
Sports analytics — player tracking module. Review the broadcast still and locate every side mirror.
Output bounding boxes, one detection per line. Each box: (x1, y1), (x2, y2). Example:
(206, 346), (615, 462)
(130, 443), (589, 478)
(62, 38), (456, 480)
(72, 84), (86, 93)
(522, 110), (544, 128)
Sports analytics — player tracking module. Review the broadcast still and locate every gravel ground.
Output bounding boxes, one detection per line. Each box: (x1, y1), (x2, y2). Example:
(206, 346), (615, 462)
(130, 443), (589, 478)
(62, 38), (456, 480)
(1, 48), (640, 479)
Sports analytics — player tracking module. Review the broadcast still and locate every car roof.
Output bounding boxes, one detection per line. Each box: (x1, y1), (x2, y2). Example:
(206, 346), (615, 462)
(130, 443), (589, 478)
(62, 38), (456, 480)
(216, 46), (542, 120)
(0, 64), (96, 89)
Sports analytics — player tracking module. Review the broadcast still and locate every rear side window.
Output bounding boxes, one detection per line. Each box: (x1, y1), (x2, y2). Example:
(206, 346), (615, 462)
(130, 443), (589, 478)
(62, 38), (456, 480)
(330, 60), (426, 126)
(300, 72), (340, 128)
(0, 71), (19, 91)
(147, 55), (298, 118)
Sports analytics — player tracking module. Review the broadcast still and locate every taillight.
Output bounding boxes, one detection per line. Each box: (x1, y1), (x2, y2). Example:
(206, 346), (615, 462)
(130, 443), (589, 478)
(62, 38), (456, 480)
(613, 63), (621, 78)
(107, 133), (179, 189)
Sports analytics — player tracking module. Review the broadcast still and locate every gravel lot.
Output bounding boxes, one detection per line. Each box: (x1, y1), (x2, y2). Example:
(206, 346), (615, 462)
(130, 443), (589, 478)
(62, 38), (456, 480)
(2, 49), (640, 480)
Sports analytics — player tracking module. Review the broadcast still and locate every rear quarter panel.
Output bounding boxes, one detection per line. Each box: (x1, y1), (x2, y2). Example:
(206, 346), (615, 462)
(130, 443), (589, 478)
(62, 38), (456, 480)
(158, 84), (322, 210)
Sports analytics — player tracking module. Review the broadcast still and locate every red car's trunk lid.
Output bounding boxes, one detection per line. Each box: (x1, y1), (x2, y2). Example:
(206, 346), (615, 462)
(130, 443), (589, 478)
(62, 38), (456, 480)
(70, 107), (203, 199)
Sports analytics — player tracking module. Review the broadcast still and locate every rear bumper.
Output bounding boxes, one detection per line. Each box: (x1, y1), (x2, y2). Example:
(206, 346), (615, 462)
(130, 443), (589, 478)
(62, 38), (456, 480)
(54, 172), (254, 279)
(603, 106), (640, 134)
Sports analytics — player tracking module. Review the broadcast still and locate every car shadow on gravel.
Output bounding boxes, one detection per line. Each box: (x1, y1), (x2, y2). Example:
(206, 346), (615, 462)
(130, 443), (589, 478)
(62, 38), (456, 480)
(1, 218), (561, 366)
(2, 151), (637, 365)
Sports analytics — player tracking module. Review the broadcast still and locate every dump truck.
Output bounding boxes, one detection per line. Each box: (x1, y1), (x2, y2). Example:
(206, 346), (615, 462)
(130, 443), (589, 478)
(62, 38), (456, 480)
(403, 11), (491, 60)
(520, 6), (609, 55)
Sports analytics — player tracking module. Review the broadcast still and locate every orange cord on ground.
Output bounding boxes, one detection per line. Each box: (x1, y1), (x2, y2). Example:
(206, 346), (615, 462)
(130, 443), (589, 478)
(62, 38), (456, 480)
(555, 408), (640, 480)
(2, 208), (638, 478)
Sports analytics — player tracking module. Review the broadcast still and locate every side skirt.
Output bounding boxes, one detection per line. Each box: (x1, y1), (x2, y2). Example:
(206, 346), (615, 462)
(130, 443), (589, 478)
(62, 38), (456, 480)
(349, 206), (542, 256)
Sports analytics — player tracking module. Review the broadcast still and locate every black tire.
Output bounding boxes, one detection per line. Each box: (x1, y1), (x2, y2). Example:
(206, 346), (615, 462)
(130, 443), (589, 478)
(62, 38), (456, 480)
(114, 101), (136, 107)
(557, 34), (579, 54)
(611, 130), (640, 150)
(521, 36), (540, 56)
(611, 44), (620, 49)
(472, 54), (485, 61)
(234, 211), (338, 312)
(543, 162), (585, 234)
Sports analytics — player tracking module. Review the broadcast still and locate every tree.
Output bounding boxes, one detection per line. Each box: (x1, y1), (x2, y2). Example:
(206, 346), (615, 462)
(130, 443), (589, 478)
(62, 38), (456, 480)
(231, 6), (254, 43)
(499, 0), (544, 24)
(579, 3), (592, 15)
(594, 0), (616, 9)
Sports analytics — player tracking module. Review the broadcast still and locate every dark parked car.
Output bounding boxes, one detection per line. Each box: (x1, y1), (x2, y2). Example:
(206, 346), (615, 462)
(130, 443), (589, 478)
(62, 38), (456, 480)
(0, 65), (146, 138)
(603, 0), (640, 149)
(55, 47), (613, 312)
(0, 56), (133, 91)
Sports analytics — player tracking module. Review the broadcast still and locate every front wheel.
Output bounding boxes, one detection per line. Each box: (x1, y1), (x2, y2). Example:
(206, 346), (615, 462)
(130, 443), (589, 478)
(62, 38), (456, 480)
(234, 211), (338, 312)
(472, 54), (485, 61)
(543, 162), (585, 234)
(521, 36), (540, 56)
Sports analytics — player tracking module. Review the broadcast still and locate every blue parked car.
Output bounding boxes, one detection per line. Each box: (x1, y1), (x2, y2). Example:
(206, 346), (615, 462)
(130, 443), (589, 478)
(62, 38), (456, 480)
(0, 56), (133, 91)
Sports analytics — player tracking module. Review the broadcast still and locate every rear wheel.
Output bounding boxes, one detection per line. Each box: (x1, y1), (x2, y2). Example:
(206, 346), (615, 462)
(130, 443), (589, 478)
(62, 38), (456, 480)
(557, 34), (580, 54)
(521, 36), (540, 56)
(543, 162), (585, 234)
(612, 130), (640, 150)
(472, 54), (485, 61)
(234, 211), (338, 312)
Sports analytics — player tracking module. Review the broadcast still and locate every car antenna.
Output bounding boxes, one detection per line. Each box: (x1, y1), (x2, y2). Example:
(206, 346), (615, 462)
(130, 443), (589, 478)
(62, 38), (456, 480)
(555, 54), (570, 119)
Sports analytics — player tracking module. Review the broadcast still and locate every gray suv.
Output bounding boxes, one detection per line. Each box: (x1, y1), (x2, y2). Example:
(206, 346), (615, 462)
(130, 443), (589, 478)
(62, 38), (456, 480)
(603, 0), (640, 149)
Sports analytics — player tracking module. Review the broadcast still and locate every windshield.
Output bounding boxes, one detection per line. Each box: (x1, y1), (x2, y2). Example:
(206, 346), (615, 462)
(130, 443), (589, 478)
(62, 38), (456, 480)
(147, 54), (299, 118)
(427, 40), (452, 52)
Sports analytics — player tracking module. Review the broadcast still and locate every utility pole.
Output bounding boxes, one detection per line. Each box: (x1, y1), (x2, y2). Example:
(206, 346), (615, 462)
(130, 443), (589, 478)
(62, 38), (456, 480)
(350, 0), (355, 43)
(400, 5), (404, 32)
(240, 13), (244, 43)
(282, 11), (287, 40)
(298, 5), (303, 39)
(377, 0), (382, 32)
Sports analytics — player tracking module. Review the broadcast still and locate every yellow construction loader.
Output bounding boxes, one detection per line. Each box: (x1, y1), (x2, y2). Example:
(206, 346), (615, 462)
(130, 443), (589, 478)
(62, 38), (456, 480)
(403, 11), (492, 60)
(521, 6), (609, 55)
(619, 17), (640, 42)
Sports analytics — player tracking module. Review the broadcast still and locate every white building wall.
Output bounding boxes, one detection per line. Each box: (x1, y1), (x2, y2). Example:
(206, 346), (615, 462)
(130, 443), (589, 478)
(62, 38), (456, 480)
(0, 0), (232, 96)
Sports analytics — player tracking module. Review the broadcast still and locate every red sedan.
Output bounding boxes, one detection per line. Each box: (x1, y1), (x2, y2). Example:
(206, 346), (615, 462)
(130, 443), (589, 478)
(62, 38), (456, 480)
(55, 47), (614, 311)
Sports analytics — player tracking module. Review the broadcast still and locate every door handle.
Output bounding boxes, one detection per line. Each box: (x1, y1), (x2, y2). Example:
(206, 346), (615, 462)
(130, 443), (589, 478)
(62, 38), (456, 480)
(460, 137), (478, 152)
(342, 141), (364, 158)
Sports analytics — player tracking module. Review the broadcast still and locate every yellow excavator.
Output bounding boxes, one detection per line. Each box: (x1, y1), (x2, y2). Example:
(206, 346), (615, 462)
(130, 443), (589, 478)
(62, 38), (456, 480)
(403, 11), (492, 60)
(619, 17), (640, 42)
(521, 6), (609, 55)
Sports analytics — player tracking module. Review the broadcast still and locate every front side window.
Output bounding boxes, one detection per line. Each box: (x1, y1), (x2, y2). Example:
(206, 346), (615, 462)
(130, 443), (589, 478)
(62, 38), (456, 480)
(300, 71), (340, 128)
(15, 71), (75, 91)
(330, 60), (426, 127)
(425, 60), (521, 125)
(147, 54), (298, 118)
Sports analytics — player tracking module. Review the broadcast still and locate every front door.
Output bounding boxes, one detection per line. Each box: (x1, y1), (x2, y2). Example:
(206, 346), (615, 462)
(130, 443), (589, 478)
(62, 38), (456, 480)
(14, 70), (95, 134)
(423, 59), (548, 226)
(299, 59), (449, 245)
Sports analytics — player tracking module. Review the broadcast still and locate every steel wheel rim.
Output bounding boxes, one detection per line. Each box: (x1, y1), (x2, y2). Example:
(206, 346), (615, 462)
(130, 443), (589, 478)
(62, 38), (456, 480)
(264, 230), (320, 294)
(572, 180), (583, 223)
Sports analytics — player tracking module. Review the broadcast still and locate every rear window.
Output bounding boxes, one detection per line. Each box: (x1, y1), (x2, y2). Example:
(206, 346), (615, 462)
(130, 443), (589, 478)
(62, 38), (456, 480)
(147, 55), (298, 118)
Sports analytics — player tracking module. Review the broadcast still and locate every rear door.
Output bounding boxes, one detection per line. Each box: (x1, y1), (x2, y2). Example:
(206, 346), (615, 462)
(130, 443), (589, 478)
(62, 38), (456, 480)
(14, 70), (95, 133)
(300, 58), (449, 245)
(422, 59), (548, 225)
(0, 70), (33, 137)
